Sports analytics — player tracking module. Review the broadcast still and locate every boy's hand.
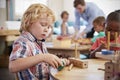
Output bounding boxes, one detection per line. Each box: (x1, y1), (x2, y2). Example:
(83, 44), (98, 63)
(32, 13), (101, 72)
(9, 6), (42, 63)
(43, 54), (63, 68)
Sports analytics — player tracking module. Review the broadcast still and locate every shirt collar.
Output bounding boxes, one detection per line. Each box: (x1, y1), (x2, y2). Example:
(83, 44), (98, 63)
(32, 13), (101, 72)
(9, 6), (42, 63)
(21, 31), (36, 42)
(21, 31), (46, 43)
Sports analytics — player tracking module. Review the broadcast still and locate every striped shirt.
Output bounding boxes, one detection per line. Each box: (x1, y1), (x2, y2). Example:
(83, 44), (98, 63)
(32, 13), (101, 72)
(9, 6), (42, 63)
(10, 31), (49, 80)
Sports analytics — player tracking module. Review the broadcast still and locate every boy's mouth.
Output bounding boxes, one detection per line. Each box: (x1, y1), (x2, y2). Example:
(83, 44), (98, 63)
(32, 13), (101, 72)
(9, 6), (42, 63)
(42, 34), (46, 37)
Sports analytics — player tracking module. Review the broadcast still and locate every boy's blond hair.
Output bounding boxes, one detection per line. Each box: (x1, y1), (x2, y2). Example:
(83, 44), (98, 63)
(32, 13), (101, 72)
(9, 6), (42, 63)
(20, 3), (55, 32)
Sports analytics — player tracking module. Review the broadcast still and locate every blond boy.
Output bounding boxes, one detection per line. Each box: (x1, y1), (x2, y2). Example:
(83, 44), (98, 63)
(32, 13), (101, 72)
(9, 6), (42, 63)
(9, 4), (69, 80)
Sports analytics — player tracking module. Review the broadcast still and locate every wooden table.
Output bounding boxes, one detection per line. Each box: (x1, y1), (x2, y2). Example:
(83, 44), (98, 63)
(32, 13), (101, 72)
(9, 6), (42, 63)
(46, 42), (91, 58)
(0, 30), (20, 67)
(51, 59), (107, 80)
(0, 30), (20, 55)
(0, 30), (20, 36)
(0, 30), (20, 41)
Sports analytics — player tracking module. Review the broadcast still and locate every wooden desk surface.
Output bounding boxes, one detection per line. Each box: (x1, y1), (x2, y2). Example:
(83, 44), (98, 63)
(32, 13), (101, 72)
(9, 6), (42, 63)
(46, 42), (91, 51)
(0, 30), (20, 36)
(51, 59), (107, 80)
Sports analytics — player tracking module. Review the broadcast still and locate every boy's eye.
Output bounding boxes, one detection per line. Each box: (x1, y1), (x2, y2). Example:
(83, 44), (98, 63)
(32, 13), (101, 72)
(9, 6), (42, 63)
(48, 25), (52, 29)
(40, 22), (47, 27)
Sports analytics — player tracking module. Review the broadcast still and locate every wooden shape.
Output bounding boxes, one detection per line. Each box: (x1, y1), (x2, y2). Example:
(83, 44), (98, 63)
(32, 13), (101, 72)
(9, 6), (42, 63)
(105, 62), (114, 72)
(107, 32), (110, 50)
(69, 58), (88, 68)
(68, 64), (73, 71)
(104, 72), (113, 80)
(53, 39), (71, 48)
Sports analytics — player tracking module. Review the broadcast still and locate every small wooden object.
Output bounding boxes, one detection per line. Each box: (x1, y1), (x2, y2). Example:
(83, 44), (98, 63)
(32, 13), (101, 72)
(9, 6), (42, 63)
(105, 62), (114, 72)
(115, 32), (118, 44)
(75, 43), (78, 58)
(107, 32), (110, 50)
(68, 64), (73, 71)
(69, 58), (88, 68)
(53, 39), (71, 48)
(105, 72), (113, 80)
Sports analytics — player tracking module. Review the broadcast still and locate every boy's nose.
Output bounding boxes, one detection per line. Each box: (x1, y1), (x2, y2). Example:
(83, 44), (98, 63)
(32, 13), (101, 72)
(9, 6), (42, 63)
(44, 27), (48, 32)
(44, 29), (48, 32)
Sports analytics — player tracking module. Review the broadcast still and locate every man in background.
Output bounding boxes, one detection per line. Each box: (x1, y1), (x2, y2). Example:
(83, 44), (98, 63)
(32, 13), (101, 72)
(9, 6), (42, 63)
(73, 0), (105, 38)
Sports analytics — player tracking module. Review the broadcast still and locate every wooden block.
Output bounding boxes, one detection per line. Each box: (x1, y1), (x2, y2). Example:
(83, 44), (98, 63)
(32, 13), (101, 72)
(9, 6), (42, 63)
(114, 63), (120, 73)
(68, 64), (73, 71)
(69, 58), (88, 68)
(105, 62), (114, 72)
(104, 72), (113, 80)
(53, 39), (71, 48)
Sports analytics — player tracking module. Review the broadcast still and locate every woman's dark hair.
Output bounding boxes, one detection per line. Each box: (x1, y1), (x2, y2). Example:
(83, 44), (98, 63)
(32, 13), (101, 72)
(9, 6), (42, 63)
(73, 0), (85, 8)
(61, 11), (69, 18)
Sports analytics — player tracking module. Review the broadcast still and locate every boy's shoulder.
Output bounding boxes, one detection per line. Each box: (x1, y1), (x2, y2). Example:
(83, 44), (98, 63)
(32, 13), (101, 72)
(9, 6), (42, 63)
(13, 34), (32, 46)
(14, 35), (28, 42)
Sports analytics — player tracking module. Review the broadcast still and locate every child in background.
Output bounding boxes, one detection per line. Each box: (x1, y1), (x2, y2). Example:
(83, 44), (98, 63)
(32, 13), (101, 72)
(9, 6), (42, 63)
(91, 16), (105, 43)
(57, 11), (71, 40)
(78, 16), (105, 45)
(9, 4), (69, 80)
(60, 11), (69, 36)
(90, 10), (120, 58)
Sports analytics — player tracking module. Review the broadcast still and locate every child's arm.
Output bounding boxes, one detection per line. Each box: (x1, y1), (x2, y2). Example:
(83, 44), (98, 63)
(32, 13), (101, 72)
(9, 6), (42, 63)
(9, 54), (62, 73)
(89, 40), (107, 58)
(90, 45), (103, 58)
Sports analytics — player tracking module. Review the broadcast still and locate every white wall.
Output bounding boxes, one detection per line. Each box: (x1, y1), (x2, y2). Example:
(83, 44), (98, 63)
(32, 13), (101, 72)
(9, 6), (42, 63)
(48, 0), (64, 20)
(0, 0), (6, 27)
(85, 0), (120, 16)
(48, 0), (120, 21)
(14, 0), (48, 20)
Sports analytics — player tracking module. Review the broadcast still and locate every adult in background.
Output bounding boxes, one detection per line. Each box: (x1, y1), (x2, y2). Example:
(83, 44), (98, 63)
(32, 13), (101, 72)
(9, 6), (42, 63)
(74, 0), (105, 38)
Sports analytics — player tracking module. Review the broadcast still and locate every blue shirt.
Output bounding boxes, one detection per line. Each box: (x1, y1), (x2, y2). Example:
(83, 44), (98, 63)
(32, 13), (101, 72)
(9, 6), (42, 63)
(74, 2), (105, 33)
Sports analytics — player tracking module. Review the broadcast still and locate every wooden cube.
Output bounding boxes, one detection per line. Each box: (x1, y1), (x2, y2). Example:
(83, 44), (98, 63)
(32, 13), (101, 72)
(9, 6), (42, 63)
(105, 62), (114, 72)
(114, 63), (120, 73)
(105, 72), (113, 80)
(53, 39), (71, 48)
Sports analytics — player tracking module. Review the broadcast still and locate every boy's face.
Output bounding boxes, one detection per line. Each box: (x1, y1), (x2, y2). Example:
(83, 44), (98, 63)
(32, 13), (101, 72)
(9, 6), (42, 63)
(105, 21), (120, 40)
(62, 14), (69, 22)
(76, 4), (85, 13)
(29, 16), (52, 40)
(93, 23), (104, 32)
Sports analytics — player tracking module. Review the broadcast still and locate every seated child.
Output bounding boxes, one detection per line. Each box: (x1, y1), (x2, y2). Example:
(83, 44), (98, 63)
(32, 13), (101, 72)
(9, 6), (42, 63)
(91, 16), (105, 43)
(9, 4), (69, 80)
(76, 16), (105, 45)
(90, 10), (120, 58)
(60, 11), (69, 36)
